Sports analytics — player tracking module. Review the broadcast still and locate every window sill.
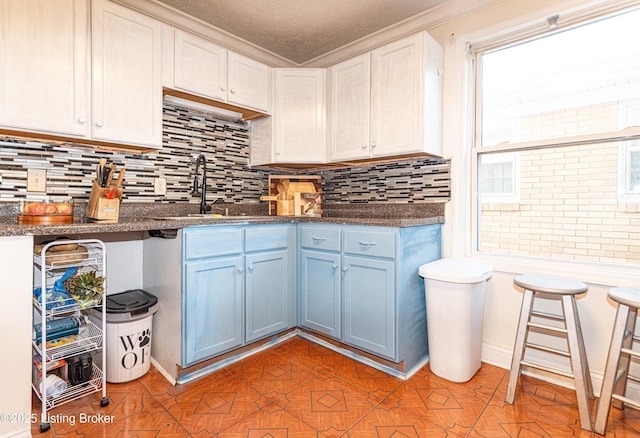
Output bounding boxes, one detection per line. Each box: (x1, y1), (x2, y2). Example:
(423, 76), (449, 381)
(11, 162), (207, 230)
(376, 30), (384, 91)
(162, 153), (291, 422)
(468, 251), (639, 288)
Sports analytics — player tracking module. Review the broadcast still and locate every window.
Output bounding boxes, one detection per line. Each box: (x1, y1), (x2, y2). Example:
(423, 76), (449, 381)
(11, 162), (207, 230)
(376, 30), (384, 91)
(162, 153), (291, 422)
(478, 152), (519, 203)
(619, 100), (640, 200)
(473, 6), (640, 266)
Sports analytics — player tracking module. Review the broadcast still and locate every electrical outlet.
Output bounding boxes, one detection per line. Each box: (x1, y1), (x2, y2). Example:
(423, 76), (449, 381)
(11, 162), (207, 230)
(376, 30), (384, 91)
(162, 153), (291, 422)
(154, 177), (167, 195)
(27, 168), (47, 192)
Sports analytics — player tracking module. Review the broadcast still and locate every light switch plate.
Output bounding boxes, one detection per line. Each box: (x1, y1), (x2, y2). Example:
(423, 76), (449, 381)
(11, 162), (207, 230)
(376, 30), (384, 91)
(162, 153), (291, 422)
(154, 177), (167, 195)
(27, 168), (47, 192)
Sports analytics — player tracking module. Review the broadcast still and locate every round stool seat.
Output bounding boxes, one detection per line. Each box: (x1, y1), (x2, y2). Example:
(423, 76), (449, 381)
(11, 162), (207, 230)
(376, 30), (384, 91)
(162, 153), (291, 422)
(514, 274), (588, 295)
(608, 287), (640, 309)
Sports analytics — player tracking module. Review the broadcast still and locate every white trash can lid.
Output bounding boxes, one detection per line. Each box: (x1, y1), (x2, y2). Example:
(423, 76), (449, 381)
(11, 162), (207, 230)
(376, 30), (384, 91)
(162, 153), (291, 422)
(419, 258), (492, 283)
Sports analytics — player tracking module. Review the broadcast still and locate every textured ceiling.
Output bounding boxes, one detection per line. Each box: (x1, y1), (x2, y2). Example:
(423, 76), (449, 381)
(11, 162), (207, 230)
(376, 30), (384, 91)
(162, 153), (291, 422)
(155, 0), (448, 64)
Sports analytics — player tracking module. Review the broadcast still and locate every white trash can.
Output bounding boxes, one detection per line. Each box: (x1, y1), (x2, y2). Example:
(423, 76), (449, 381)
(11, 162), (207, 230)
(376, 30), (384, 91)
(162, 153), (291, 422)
(92, 289), (159, 383)
(419, 259), (492, 382)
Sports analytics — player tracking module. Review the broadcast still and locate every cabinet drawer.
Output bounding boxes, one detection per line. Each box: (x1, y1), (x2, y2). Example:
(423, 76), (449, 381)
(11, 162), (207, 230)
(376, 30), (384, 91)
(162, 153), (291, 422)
(184, 227), (243, 260)
(300, 226), (341, 252)
(245, 225), (290, 252)
(343, 229), (395, 258)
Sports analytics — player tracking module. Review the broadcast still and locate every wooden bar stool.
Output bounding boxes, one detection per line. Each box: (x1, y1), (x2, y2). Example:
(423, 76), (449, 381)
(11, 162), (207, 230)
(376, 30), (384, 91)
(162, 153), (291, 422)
(594, 287), (640, 435)
(505, 274), (593, 431)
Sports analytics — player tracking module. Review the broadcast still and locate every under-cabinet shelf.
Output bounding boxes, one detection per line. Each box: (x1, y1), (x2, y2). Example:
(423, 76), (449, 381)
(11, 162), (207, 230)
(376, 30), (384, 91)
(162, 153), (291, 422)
(32, 362), (104, 410)
(32, 319), (103, 362)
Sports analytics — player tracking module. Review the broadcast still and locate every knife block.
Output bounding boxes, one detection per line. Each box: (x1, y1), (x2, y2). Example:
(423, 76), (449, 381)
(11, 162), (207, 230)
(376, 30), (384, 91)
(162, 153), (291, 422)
(87, 180), (123, 221)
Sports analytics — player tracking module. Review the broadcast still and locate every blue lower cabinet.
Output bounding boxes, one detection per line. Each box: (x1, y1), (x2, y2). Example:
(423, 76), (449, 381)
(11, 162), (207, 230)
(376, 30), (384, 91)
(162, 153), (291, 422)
(183, 224), (296, 366)
(299, 249), (341, 339)
(184, 255), (244, 365)
(245, 249), (290, 342)
(342, 254), (395, 359)
(298, 223), (441, 371)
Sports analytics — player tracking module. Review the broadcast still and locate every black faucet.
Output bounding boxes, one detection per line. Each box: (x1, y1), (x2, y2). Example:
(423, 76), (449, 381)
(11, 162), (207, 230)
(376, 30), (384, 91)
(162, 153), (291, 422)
(191, 154), (211, 214)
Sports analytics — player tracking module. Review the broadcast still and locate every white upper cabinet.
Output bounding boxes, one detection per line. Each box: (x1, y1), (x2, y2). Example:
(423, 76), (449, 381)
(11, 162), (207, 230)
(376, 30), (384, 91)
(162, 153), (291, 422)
(250, 69), (326, 166)
(228, 52), (271, 113)
(329, 32), (443, 162)
(173, 29), (227, 102)
(273, 69), (326, 163)
(165, 28), (272, 114)
(92, 0), (163, 148)
(0, 0), (89, 137)
(328, 53), (371, 161)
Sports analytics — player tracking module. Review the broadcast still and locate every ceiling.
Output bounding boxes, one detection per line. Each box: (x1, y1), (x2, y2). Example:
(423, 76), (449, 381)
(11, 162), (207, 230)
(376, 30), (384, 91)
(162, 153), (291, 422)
(154, 0), (449, 65)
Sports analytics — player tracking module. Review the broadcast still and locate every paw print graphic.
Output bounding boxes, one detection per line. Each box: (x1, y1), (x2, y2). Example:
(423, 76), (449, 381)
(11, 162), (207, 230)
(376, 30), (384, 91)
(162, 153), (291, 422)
(138, 329), (151, 348)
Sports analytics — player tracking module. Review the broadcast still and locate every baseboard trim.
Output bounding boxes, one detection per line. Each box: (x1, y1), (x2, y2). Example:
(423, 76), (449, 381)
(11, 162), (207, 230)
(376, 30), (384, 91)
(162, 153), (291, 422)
(297, 331), (410, 380)
(150, 357), (177, 386)
(481, 341), (640, 401)
(175, 331), (298, 385)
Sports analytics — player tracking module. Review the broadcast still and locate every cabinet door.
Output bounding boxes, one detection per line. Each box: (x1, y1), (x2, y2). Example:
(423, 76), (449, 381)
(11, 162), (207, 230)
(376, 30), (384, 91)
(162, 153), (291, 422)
(184, 256), (243, 365)
(0, 0), (88, 136)
(174, 29), (227, 102)
(273, 69), (326, 163)
(92, 0), (162, 148)
(328, 53), (371, 161)
(370, 33), (423, 157)
(245, 250), (289, 342)
(299, 249), (341, 339)
(342, 255), (396, 359)
(228, 51), (271, 113)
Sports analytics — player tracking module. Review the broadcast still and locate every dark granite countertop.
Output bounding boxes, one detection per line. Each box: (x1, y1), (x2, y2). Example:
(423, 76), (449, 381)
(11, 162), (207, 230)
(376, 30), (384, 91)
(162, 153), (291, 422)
(0, 202), (445, 237)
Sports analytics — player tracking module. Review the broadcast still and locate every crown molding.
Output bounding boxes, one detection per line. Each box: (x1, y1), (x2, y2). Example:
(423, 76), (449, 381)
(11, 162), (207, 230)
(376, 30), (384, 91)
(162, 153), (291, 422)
(300, 0), (499, 67)
(111, 0), (503, 68)
(112, 0), (298, 67)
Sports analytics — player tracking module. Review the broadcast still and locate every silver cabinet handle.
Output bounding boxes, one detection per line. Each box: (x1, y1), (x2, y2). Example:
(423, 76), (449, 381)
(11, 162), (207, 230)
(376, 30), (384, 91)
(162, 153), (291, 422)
(237, 267), (244, 274)
(342, 266), (349, 272)
(312, 237), (326, 242)
(358, 241), (376, 246)
(248, 265), (254, 272)
(332, 263), (338, 270)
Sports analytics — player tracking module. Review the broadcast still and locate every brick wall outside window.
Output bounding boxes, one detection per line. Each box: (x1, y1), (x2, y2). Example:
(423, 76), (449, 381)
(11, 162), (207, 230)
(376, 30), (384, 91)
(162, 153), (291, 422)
(479, 101), (640, 265)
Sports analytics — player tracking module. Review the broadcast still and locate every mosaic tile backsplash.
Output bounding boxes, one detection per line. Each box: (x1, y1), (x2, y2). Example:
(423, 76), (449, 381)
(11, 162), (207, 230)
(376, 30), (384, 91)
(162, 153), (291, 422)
(0, 104), (450, 205)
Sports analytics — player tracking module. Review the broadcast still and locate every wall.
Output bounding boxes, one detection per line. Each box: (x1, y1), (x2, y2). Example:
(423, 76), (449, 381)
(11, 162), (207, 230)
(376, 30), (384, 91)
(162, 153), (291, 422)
(0, 104), (268, 204)
(0, 104), (450, 206)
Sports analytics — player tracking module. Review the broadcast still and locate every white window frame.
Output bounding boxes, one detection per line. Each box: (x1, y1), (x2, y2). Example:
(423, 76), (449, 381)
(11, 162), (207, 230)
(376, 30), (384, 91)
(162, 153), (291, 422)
(464, 2), (640, 287)
(478, 152), (520, 204)
(618, 99), (640, 202)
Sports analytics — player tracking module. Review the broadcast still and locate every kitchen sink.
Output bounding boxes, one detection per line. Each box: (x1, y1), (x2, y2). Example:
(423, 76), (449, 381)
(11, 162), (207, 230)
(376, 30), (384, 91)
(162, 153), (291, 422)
(146, 214), (265, 221)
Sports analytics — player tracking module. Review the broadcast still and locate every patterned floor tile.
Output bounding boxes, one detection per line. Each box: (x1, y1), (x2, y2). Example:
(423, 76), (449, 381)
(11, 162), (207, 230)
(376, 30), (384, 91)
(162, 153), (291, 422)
(216, 405), (318, 437)
(160, 373), (269, 434)
(277, 374), (381, 433)
(234, 355), (316, 397)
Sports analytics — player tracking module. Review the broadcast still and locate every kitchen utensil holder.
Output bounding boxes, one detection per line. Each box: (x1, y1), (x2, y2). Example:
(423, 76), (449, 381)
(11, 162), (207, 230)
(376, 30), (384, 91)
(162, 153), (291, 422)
(87, 180), (123, 221)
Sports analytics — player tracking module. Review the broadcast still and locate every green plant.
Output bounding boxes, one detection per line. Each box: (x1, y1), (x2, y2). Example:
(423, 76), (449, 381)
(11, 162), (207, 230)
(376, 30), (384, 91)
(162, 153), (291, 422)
(64, 270), (104, 306)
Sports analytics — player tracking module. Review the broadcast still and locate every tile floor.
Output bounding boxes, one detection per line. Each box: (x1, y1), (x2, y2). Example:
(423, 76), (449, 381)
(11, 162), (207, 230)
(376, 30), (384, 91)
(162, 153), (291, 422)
(32, 337), (640, 437)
